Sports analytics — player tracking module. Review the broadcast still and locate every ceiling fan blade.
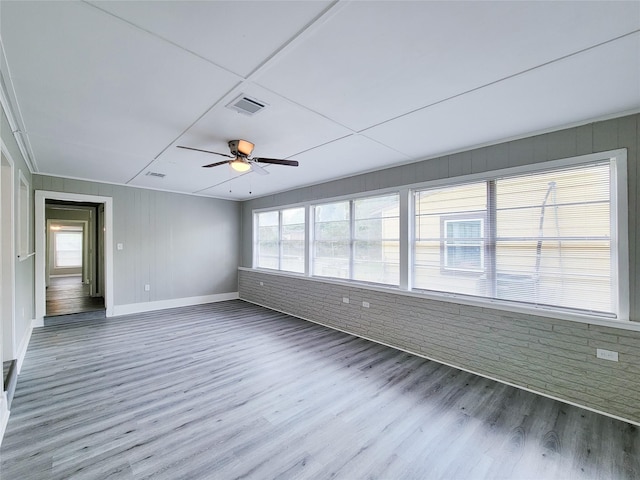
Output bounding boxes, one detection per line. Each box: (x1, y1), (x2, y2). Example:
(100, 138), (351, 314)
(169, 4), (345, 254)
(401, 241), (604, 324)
(250, 162), (269, 176)
(202, 160), (230, 168)
(177, 145), (234, 158)
(253, 157), (299, 167)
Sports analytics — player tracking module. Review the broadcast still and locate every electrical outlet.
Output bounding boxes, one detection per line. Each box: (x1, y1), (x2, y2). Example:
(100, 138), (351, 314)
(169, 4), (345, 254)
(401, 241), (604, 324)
(117, 243), (124, 250)
(144, 284), (150, 292)
(596, 348), (618, 362)
(342, 297), (349, 304)
(362, 301), (370, 308)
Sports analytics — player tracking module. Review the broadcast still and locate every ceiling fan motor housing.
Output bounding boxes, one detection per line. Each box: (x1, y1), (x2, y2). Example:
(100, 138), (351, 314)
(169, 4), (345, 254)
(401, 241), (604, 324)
(229, 139), (254, 158)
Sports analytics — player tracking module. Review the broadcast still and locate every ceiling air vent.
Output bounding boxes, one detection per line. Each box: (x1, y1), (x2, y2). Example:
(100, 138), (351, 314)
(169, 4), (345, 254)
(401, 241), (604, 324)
(145, 171), (165, 178)
(226, 94), (267, 116)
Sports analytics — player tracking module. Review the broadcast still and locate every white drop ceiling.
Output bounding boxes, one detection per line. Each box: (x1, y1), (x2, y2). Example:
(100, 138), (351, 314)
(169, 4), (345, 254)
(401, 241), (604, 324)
(1, 1), (638, 200)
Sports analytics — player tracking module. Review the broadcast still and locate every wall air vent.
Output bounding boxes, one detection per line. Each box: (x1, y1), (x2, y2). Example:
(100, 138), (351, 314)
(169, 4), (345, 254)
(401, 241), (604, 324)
(226, 94), (267, 116)
(145, 171), (166, 178)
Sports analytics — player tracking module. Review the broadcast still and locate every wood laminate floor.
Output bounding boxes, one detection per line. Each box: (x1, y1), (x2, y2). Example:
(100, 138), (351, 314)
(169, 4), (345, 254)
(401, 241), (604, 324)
(46, 275), (104, 317)
(1, 300), (637, 480)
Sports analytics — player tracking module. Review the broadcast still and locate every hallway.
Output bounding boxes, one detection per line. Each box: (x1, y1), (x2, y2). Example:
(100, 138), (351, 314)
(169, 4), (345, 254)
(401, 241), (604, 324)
(46, 275), (104, 317)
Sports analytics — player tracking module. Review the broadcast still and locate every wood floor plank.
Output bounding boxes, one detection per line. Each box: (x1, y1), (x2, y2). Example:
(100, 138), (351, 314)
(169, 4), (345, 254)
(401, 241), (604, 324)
(1, 300), (638, 479)
(46, 275), (104, 316)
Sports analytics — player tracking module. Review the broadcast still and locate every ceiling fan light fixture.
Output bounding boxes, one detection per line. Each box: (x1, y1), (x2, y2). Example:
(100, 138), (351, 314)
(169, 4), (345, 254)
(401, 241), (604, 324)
(230, 158), (251, 173)
(229, 139), (254, 157)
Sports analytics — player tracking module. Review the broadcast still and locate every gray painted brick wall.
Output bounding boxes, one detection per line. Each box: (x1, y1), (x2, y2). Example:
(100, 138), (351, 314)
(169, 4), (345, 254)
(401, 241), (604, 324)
(239, 269), (640, 424)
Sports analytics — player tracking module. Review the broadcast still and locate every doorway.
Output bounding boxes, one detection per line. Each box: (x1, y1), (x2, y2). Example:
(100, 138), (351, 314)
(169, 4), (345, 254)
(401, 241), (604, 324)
(35, 191), (114, 324)
(45, 201), (105, 317)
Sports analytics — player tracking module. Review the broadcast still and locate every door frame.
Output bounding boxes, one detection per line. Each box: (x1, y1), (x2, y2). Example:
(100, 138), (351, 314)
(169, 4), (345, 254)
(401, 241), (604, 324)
(35, 191), (114, 322)
(0, 145), (15, 360)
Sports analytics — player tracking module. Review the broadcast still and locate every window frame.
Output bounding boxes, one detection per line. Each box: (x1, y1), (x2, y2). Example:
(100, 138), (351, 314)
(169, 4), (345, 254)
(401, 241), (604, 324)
(411, 149), (628, 320)
(312, 193), (401, 286)
(440, 214), (486, 274)
(53, 229), (84, 269)
(254, 206), (306, 274)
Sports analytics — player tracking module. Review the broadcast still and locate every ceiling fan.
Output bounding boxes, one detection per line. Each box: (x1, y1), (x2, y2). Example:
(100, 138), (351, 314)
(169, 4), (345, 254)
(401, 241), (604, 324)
(177, 139), (298, 175)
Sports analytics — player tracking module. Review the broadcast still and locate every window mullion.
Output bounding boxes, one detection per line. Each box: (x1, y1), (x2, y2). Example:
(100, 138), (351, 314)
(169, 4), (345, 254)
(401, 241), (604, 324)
(305, 206), (311, 276)
(349, 200), (355, 280)
(278, 210), (283, 271)
(486, 180), (497, 298)
(399, 188), (410, 290)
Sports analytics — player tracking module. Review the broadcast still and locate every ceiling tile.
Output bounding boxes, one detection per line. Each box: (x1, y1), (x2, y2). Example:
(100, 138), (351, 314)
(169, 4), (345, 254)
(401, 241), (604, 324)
(153, 82), (353, 168)
(363, 33), (640, 160)
(88, 0), (334, 77)
(1, 1), (240, 181)
(255, 1), (640, 131)
(128, 147), (240, 193)
(27, 136), (149, 185)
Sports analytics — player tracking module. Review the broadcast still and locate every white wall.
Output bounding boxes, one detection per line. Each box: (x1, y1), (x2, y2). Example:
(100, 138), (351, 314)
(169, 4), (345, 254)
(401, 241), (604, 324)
(1, 104), (34, 362)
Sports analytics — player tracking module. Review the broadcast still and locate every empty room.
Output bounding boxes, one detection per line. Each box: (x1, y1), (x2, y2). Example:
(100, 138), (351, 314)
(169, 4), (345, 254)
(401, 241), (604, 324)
(0, 1), (639, 479)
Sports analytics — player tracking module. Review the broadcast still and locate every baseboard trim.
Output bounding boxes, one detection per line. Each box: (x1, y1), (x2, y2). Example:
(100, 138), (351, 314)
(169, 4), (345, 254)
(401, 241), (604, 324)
(240, 296), (640, 428)
(16, 322), (33, 374)
(112, 292), (239, 316)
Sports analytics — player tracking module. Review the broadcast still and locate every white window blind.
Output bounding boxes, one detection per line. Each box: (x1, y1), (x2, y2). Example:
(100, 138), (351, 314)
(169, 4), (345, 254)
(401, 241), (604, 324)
(313, 194), (400, 285)
(54, 231), (83, 268)
(414, 182), (487, 296)
(353, 194), (399, 285)
(256, 208), (305, 273)
(313, 201), (350, 279)
(256, 211), (279, 270)
(281, 208), (305, 273)
(494, 162), (612, 314)
(413, 161), (616, 316)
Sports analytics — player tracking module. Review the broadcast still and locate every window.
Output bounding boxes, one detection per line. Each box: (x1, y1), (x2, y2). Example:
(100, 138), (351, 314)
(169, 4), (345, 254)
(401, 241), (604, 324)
(414, 182), (487, 296)
(494, 163), (612, 313)
(313, 194), (399, 285)
(443, 217), (484, 272)
(251, 150), (627, 321)
(414, 160), (620, 317)
(54, 230), (83, 268)
(255, 207), (305, 273)
(313, 201), (350, 279)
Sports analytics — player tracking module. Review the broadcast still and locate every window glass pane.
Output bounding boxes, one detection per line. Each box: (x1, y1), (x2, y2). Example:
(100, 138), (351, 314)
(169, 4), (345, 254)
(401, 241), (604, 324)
(414, 182), (486, 295)
(495, 163), (612, 313)
(313, 202), (350, 278)
(281, 207), (305, 273)
(256, 208), (306, 272)
(444, 219), (484, 272)
(353, 194), (399, 285)
(55, 231), (83, 267)
(256, 212), (279, 269)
